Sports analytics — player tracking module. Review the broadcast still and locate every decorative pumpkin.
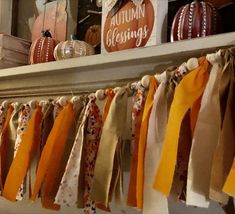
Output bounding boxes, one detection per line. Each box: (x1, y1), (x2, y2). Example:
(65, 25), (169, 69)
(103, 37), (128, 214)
(103, 0), (154, 52)
(85, 25), (101, 47)
(171, 0), (218, 42)
(53, 39), (95, 60)
(29, 30), (57, 64)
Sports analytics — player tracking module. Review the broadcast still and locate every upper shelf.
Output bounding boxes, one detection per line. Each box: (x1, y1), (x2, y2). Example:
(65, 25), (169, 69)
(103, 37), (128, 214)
(0, 32), (235, 99)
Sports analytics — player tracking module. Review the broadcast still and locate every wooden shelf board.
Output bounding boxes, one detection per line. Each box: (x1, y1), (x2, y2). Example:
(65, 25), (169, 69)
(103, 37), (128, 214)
(0, 32), (234, 99)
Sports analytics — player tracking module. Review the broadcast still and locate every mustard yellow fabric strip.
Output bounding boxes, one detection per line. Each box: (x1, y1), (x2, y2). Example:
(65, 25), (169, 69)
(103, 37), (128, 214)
(136, 76), (158, 209)
(153, 58), (209, 196)
(3, 106), (43, 201)
(223, 158), (235, 197)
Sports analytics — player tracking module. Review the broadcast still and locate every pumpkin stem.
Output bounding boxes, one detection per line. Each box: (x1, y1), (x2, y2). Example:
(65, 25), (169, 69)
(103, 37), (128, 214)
(70, 34), (77, 41)
(42, 30), (52, 38)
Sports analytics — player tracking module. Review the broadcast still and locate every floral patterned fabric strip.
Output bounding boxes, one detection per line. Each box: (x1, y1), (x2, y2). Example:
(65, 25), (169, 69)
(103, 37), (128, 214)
(53, 100), (63, 120)
(127, 82), (145, 207)
(83, 97), (102, 214)
(14, 103), (32, 201)
(131, 82), (145, 153)
(14, 104), (32, 154)
(54, 98), (91, 206)
(0, 103), (8, 133)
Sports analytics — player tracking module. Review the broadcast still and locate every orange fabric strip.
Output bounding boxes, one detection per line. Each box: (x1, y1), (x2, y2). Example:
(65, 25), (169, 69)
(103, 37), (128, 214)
(3, 106), (43, 201)
(0, 105), (14, 188)
(31, 102), (75, 210)
(190, 96), (202, 136)
(41, 104), (76, 210)
(127, 108), (144, 207)
(102, 89), (115, 123)
(153, 58), (209, 196)
(136, 76), (158, 209)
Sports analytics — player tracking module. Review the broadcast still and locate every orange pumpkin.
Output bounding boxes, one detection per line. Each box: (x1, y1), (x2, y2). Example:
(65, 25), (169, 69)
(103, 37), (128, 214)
(85, 25), (101, 47)
(53, 39), (95, 60)
(103, 0), (154, 52)
(29, 30), (57, 64)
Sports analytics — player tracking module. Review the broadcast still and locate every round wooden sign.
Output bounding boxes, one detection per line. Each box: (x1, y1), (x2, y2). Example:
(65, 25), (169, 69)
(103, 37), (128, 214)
(103, 0), (154, 52)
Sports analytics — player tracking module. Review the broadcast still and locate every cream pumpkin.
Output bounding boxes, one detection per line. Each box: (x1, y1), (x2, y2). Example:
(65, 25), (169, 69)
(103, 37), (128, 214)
(53, 39), (95, 60)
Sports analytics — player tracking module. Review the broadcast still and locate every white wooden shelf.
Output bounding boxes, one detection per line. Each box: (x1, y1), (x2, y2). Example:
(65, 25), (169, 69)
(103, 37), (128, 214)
(0, 32), (235, 99)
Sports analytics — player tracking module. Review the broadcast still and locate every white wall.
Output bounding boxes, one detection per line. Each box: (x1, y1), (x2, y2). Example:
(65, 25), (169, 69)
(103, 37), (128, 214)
(0, 171), (225, 214)
(0, 192), (225, 214)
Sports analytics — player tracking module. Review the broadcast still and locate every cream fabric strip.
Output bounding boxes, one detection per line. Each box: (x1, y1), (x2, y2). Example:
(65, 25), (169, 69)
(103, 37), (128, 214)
(90, 88), (128, 206)
(54, 100), (90, 206)
(144, 72), (169, 214)
(209, 49), (235, 204)
(186, 52), (223, 207)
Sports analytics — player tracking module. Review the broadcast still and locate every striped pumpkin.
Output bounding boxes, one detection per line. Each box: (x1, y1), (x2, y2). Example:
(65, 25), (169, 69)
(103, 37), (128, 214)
(171, 0), (218, 42)
(53, 39), (95, 61)
(29, 30), (57, 64)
